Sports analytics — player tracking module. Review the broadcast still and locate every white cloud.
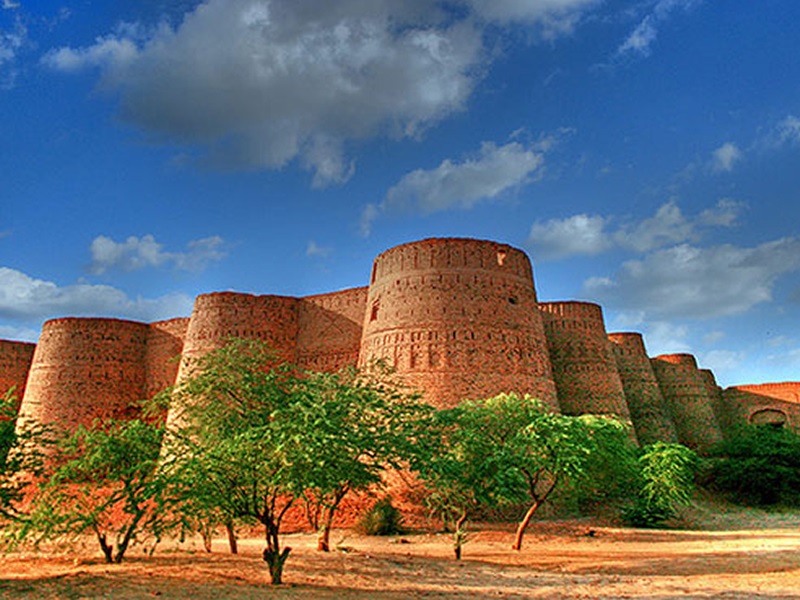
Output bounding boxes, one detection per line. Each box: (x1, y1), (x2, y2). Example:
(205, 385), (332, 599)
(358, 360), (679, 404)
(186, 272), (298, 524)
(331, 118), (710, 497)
(2, 1), (20, 9)
(528, 214), (611, 260)
(702, 349), (744, 373)
(363, 140), (543, 235)
(759, 114), (800, 150)
(0, 17), (25, 88)
(527, 199), (744, 260)
(584, 238), (800, 319)
(0, 266), (193, 323)
(640, 320), (691, 356)
(0, 324), (38, 343)
(616, 0), (701, 59)
(41, 0), (601, 186)
(88, 234), (226, 275)
(305, 240), (332, 258)
(710, 142), (742, 173)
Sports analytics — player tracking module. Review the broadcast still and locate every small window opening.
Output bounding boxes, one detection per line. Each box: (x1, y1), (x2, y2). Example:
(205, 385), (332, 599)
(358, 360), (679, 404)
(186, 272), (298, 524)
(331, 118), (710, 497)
(370, 301), (380, 322)
(497, 249), (507, 266)
(508, 296), (518, 305)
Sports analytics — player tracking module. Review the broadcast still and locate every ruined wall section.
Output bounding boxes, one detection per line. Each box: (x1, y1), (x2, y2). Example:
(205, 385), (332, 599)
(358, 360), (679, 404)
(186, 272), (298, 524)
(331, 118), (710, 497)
(0, 340), (36, 410)
(720, 382), (800, 433)
(359, 238), (558, 409)
(175, 292), (299, 385)
(145, 318), (189, 404)
(297, 287), (368, 373)
(18, 318), (149, 431)
(538, 302), (629, 420)
(608, 332), (677, 445)
(650, 354), (723, 453)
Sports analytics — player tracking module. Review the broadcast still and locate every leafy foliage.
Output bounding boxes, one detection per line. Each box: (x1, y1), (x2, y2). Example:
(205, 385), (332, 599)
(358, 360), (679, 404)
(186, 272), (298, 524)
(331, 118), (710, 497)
(707, 425), (800, 506)
(413, 393), (633, 556)
(356, 497), (405, 536)
(166, 340), (428, 583)
(19, 417), (168, 563)
(623, 442), (698, 527)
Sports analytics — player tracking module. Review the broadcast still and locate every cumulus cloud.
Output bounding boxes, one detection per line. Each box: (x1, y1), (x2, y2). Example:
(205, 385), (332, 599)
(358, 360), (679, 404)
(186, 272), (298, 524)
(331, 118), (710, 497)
(584, 237), (800, 319)
(2, 1), (20, 9)
(88, 234), (226, 275)
(616, 0), (701, 59)
(710, 142), (742, 173)
(41, 0), (600, 186)
(362, 139), (544, 235)
(758, 114), (800, 151)
(527, 199), (744, 260)
(0, 266), (193, 323)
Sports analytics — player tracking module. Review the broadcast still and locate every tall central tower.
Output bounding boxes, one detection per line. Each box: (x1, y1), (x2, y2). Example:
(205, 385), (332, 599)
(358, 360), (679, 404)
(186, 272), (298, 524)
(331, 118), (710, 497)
(358, 238), (558, 409)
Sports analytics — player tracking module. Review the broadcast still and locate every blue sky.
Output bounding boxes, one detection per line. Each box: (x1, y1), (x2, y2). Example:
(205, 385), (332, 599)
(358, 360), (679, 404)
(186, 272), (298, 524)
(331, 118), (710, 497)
(2, 0), (800, 388)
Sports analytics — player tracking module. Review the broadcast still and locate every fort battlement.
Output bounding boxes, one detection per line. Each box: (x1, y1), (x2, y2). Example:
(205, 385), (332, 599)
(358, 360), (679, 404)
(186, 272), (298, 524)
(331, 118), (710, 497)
(3, 237), (796, 449)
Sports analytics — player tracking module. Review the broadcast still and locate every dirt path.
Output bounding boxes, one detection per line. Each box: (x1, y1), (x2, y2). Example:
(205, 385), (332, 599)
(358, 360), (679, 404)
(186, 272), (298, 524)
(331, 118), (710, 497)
(3, 515), (800, 599)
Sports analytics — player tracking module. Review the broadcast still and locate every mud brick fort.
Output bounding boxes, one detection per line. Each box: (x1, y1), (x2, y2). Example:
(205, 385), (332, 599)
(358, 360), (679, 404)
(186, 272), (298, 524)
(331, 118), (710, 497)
(3, 238), (799, 453)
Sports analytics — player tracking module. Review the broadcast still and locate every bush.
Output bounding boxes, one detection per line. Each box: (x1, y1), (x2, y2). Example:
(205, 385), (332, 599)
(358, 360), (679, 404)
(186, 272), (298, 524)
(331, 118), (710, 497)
(707, 425), (800, 506)
(356, 497), (405, 536)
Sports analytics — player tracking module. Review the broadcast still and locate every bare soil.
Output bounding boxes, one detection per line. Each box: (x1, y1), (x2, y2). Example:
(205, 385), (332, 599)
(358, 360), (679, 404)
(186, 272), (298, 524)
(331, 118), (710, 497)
(3, 505), (800, 599)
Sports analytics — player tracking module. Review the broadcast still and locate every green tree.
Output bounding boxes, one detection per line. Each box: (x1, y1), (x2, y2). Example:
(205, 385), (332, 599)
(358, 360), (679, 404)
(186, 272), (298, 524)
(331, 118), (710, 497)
(0, 388), (50, 525)
(166, 340), (428, 584)
(623, 442), (698, 527)
(20, 417), (169, 563)
(414, 393), (632, 556)
(708, 425), (800, 506)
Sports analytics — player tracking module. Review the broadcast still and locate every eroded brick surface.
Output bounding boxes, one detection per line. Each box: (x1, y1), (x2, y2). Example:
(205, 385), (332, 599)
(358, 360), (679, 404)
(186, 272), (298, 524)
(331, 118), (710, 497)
(0, 340), (35, 412)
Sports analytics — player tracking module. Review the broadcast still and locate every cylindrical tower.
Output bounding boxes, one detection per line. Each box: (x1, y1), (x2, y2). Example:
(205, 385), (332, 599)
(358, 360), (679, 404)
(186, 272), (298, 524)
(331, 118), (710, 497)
(18, 318), (150, 432)
(650, 354), (723, 453)
(538, 301), (629, 420)
(608, 332), (678, 445)
(145, 318), (189, 408)
(0, 339), (36, 410)
(358, 238), (558, 409)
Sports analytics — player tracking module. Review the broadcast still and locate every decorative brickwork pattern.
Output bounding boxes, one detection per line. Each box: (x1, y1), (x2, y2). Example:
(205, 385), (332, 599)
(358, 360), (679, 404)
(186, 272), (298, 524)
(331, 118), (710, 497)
(297, 287), (368, 373)
(651, 354), (723, 453)
(0, 340), (35, 411)
(538, 302), (629, 420)
(359, 238), (559, 409)
(608, 332), (677, 445)
(18, 318), (150, 431)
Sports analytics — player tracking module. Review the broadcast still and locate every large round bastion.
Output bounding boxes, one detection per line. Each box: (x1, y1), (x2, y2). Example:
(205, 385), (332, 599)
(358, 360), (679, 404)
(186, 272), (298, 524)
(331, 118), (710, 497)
(358, 238), (559, 409)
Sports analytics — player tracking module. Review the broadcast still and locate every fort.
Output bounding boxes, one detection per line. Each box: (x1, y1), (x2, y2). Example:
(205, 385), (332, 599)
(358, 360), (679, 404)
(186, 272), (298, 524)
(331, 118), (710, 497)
(3, 237), (799, 453)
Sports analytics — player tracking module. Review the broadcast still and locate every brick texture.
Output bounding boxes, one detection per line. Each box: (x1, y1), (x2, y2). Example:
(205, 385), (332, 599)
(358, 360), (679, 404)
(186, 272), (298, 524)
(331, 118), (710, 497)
(0, 340), (35, 411)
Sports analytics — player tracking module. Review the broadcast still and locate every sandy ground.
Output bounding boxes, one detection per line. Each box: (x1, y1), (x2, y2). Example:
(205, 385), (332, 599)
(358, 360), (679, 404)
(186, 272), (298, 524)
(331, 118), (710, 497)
(3, 509), (800, 599)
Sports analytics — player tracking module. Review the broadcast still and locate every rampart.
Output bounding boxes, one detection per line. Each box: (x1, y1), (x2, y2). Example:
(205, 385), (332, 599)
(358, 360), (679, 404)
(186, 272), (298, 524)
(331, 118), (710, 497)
(2, 237), (794, 448)
(0, 340), (36, 411)
(651, 354), (723, 452)
(720, 382), (800, 433)
(538, 301), (629, 420)
(608, 332), (678, 445)
(358, 238), (558, 409)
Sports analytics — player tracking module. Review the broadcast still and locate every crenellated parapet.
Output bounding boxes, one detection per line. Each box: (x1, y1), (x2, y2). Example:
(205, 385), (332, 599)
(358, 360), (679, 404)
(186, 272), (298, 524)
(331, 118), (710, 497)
(608, 332), (678, 445)
(538, 301), (629, 420)
(359, 238), (558, 409)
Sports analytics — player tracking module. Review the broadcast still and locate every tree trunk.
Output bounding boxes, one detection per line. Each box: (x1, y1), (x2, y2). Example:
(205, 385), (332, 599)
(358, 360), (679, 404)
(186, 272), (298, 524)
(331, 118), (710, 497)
(96, 532), (114, 564)
(512, 500), (541, 551)
(226, 520), (238, 554)
(201, 528), (213, 553)
(453, 510), (468, 561)
(262, 547), (291, 585)
(317, 505), (337, 552)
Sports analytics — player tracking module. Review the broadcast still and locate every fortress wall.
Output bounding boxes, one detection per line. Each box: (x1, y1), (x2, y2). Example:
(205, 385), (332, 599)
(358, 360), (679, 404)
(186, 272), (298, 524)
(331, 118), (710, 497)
(537, 302), (629, 420)
(650, 354), (723, 453)
(698, 368), (728, 437)
(18, 318), (150, 432)
(720, 383), (800, 433)
(145, 318), (189, 404)
(608, 332), (678, 445)
(297, 287), (368, 373)
(359, 238), (558, 409)
(178, 292), (299, 366)
(0, 340), (36, 410)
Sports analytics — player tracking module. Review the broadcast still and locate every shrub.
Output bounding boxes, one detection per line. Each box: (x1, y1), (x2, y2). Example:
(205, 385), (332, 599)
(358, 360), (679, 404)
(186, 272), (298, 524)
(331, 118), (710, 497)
(356, 498), (405, 536)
